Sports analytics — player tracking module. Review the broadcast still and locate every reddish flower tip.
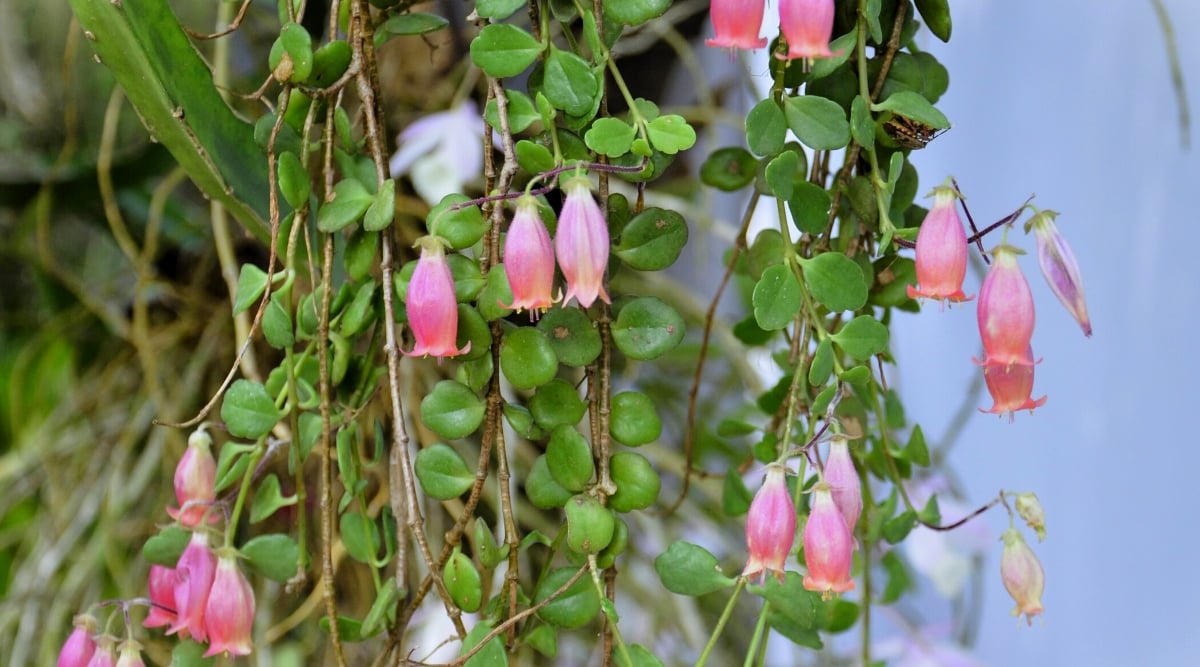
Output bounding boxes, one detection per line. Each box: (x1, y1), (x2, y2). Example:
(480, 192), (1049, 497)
(978, 350), (1046, 422)
(403, 238), (470, 360)
(203, 551), (256, 658)
(778, 0), (837, 62)
(706, 0), (768, 50)
(167, 429), (217, 527)
(742, 464), (796, 583)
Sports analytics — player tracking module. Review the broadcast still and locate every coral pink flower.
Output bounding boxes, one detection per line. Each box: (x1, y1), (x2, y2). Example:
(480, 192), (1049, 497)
(778, 0), (836, 62)
(143, 565), (178, 629)
(555, 176), (611, 308)
(58, 614), (97, 667)
(823, 436), (861, 545)
(403, 237), (470, 359)
(975, 244), (1036, 368)
(1028, 210), (1092, 337)
(742, 465), (796, 583)
(907, 184), (973, 304)
(1000, 528), (1045, 625)
(706, 0), (767, 50)
(203, 552), (256, 657)
(114, 640), (145, 667)
(84, 636), (116, 667)
(167, 429), (216, 527)
(980, 347), (1046, 421)
(168, 531), (217, 643)
(502, 195), (557, 317)
(802, 483), (855, 598)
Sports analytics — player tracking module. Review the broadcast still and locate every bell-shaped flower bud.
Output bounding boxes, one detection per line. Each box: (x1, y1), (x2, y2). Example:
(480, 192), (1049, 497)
(705, 0), (767, 50)
(824, 436), (862, 546)
(203, 551), (256, 658)
(167, 429), (216, 527)
(1028, 210), (1091, 337)
(1015, 493), (1047, 542)
(502, 195), (557, 318)
(1000, 528), (1045, 625)
(802, 482), (855, 599)
(555, 176), (611, 308)
(114, 640), (145, 667)
(168, 531), (217, 643)
(84, 636), (117, 667)
(907, 184), (973, 304)
(980, 347), (1047, 421)
(742, 465), (796, 583)
(778, 0), (836, 62)
(58, 614), (98, 667)
(975, 244), (1037, 368)
(143, 564), (178, 629)
(403, 237), (470, 360)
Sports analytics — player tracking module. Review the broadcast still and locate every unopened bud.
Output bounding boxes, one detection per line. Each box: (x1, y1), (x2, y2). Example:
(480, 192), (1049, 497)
(1000, 528), (1045, 625)
(1015, 493), (1047, 542)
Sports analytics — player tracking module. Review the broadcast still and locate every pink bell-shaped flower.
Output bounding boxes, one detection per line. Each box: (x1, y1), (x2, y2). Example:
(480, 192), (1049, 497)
(980, 347), (1046, 421)
(778, 0), (836, 62)
(58, 614), (98, 667)
(143, 564), (178, 629)
(203, 551), (256, 657)
(742, 464), (796, 583)
(502, 195), (557, 318)
(555, 176), (611, 308)
(975, 244), (1036, 368)
(907, 184), (973, 304)
(168, 531), (217, 643)
(705, 0), (767, 50)
(167, 429), (216, 527)
(1028, 210), (1092, 337)
(1000, 528), (1045, 625)
(823, 436), (862, 545)
(84, 636), (117, 667)
(802, 482), (855, 598)
(403, 237), (470, 359)
(114, 640), (146, 667)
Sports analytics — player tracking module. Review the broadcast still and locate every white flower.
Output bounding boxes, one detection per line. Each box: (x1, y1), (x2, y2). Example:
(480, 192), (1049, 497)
(904, 478), (992, 598)
(389, 101), (484, 204)
(872, 624), (988, 667)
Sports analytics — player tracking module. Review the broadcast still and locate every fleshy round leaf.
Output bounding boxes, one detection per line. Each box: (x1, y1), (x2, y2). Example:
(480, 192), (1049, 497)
(585, 117), (637, 158)
(476, 0), (526, 20)
(746, 98), (786, 156)
(614, 207), (688, 271)
(609, 391), (661, 446)
(535, 566), (601, 628)
(809, 338), (835, 387)
(317, 178), (373, 232)
(377, 12), (449, 39)
(428, 194), (487, 250)
(850, 95), (874, 151)
(420, 380), (485, 439)
(700, 147), (757, 191)
(612, 297), (685, 360)
(537, 308), (602, 366)
(788, 182), (833, 236)
(241, 533), (300, 583)
(221, 379), (282, 439)
(645, 114), (696, 154)
(233, 263), (268, 315)
(530, 379), (587, 430)
(654, 541), (735, 596)
(784, 95), (851, 150)
(542, 48), (599, 117)
(608, 452), (660, 512)
(415, 443), (475, 499)
(363, 179), (396, 231)
(874, 91), (951, 129)
(341, 512), (381, 563)
(526, 455), (573, 509)
(143, 526), (190, 566)
(469, 24), (542, 78)
(604, 0), (671, 24)
(831, 315), (889, 360)
(460, 621), (507, 667)
(753, 264), (802, 331)
(278, 151), (310, 210)
(250, 473), (296, 523)
(501, 327), (559, 389)
(546, 425), (595, 492)
(915, 0), (952, 41)
(765, 150), (800, 201)
(800, 253), (868, 312)
(484, 89), (539, 133)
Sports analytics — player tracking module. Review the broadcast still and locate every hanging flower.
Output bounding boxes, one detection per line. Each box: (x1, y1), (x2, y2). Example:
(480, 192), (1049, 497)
(1028, 209), (1092, 337)
(114, 640), (145, 667)
(705, 0), (767, 50)
(389, 101), (484, 205)
(742, 465), (796, 583)
(802, 482), (855, 598)
(203, 551), (256, 658)
(57, 614), (97, 667)
(980, 348), (1047, 421)
(168, 531), (217, 643)
(84, 636), (116, 667)
(975, 244), (1037, 368)
(143, 565), (178, 630)
(502, 195), (557, 317)
(907, 184), (973, 304)
(1015, 492), (1047, 542)
(403, 237), (470, 360)
(823, 436), (862, 546)
(555, 176), (611, 308)
(167, 429), (216, 527)
(778, 0), (836, 62)
(1000, 528), (1045, 625)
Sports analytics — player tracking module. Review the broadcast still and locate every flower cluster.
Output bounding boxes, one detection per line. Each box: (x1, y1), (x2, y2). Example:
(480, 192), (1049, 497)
(906, 180), (1091, 420)
(707, 0), (836, 63)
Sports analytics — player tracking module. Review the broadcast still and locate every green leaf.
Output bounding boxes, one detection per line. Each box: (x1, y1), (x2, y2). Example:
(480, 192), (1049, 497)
(363, 179), (396, 231)
(377, 12), (449, 41)
(882, 510), (917, 544)
(415, 443), (475, 499)
(874, 91), (951, 129)
(484, 89), (539, 133)
(143, 526), (190, 566)
(516, 139), (556, 173)
(341, 512), (381, 563)
(537, 307), (601, 366)
(546, 426), (595, 493)
(617, 645), (665, 667)
(171, 640), (215, 667)
(764, 150), (800, 201)
(535, 567), (601, 628)
(542, 48), (599, 117)
(250, 473), (297, 523)
(757, 572), (822, 647)
(831, 315), (889, 360)
(221, 379), (282, 439)
(459, 621), (506, 667)
(919, 493), (941, 525)
(753, 264), (802, 331)
(444, 550), (484, 612)
(880, 550), (912, 603)
(262, 295), (294, 349)
(746, 99), (787, 156)
(526, 623), (558, 658)
(585, 117), (637, 158)
(839, 365), (872, 385)
(915, 0), (952, 41)
(653, 541), (735, 596)
(699, 147), (757, 191)
(317, 178), (373, 232)
(614, 207), (688, 271)
(722, 471), (753, 516)
(530, 379), (587, 431)
(526, 455), (573, 509)
(808, 338), (835, 387)
(213, 442), (255, 493)
(360, 578), (401, 638)
(904, 424), (931, 466)
(784, 95), (851, 150)
(338, 279), (378, 338)
(278, 151), (310, 210)
(241, 533), (300, 583)
(470, 24), (543, 78)
(611, 297), (686, 360)
(850, 95), (874, 151)
(787, 181), (832, 235)
(809, 29), (857, 80)
(270, 22), (314, 83)
(427, 194), (487, 250)
(233, 264), (268, 315)
(501, 327), (559, 389)
(799, 253), (868, 311)
(476, 0), (526, 20)
(645, 114), (696, 154)
(420, 381), (485, 440)
(609, 391), (662, 446)
(604, 0), (671, 24)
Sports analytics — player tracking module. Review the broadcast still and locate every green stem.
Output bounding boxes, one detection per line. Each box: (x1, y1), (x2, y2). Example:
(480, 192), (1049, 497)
(224, 440), (267, 548)
(588, 556), (633, 667)
(854, 0), (896, 245)
(695, 577), (747, 667)
(742, 601), (771, 667)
